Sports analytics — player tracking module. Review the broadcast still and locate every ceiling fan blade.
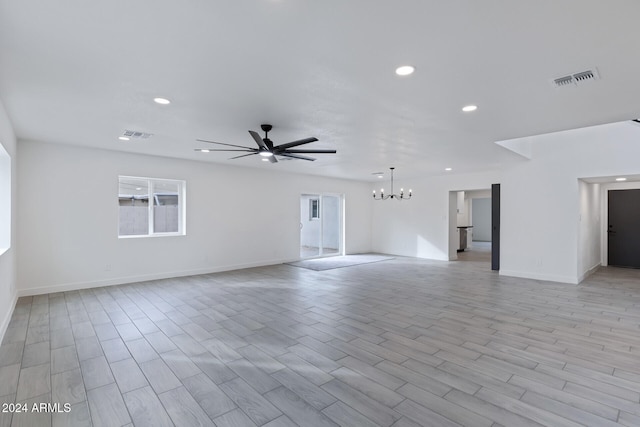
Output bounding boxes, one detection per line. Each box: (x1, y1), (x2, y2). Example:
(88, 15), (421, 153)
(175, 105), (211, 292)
(248, 130), (269, 150)
(229, 152), (258, 160)
(194, 149), (256, 152)
(273, 137), (318, 151)
(281, 149), (336, 154)
(196, 139), (255, 150)
(279, 153), (316, 161)
(269, 154), (278, 163)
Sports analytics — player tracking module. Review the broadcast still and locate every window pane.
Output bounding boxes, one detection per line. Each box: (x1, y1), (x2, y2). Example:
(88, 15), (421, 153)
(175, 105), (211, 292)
(119, 178), (149, 236)
(310, 199), (320, 220)
(0, 143), (10, 253)
(153, 181), (180, 233)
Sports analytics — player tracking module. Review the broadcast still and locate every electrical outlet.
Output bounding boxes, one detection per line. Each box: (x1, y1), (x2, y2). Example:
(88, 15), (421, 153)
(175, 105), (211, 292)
(105, 264), (112, 271)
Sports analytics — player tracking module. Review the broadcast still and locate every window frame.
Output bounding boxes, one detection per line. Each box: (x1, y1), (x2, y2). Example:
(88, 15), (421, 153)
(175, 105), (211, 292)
(118, 176), (186, 238)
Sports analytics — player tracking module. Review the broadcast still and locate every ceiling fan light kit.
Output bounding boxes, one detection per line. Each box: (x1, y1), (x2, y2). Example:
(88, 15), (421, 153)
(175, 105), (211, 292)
(373, 167), (412, 200)
(196, 124), (336, 163)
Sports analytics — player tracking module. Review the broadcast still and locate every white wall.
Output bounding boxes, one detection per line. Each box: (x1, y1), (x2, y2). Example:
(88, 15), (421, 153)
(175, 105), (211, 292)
(448, 192), (458, 260)
(501, 121), (640, 284)
(577, 180), (601, 281)
(371, 171), (501, 261)
(14, 121), (640, 301)
(0, 100), (17, 343)
(370, 121), (640, 284)
(17, 141), (372, 295)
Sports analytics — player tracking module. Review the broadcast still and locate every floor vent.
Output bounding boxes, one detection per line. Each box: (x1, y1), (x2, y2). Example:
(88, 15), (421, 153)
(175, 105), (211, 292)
(552, 68), (600, 88)
(122, 129), (153, 139)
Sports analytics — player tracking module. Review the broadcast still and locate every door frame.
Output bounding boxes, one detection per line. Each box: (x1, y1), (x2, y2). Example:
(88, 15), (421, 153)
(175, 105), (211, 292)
(491, 183), (500, 271)
(447, 186), (499, 270)
(299, 192), (345, 259)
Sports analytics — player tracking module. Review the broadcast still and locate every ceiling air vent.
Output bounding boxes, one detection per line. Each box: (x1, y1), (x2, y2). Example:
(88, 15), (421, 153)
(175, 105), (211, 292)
(122, 129), (153, 139)
(553, 75), (574, 87)
(551, 68), (600, 88)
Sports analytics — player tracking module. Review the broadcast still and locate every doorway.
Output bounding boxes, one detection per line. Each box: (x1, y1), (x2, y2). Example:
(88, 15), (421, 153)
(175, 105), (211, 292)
(300, 194), (343, 259)
(448, 185), (499, 269)
(608, 189), (640, 268)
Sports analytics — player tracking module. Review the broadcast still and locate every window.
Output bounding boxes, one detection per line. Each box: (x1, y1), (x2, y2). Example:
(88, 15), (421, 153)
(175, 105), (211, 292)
(0, 143), (10, 255)
(118, 176), (185, 237)
(309, 198), (320, 220)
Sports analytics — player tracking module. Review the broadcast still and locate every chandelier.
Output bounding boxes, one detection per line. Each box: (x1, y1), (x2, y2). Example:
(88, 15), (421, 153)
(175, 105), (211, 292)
(373, 167), (412, 200)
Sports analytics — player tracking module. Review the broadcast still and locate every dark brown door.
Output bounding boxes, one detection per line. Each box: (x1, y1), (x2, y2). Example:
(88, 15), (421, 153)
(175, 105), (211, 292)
(608, 189), (640, 268)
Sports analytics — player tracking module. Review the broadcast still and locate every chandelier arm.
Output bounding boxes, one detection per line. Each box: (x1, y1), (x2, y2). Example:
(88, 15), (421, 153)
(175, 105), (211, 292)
(373, 194), (394, 200)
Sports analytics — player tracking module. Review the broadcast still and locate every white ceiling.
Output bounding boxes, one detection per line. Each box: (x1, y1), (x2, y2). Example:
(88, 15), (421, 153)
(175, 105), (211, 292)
(1, 0), (639, 181)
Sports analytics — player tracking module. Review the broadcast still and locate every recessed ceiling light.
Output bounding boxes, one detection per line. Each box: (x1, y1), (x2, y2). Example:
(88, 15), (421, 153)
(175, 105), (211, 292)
(200, 149), (210, 153)
(462, 105), (478, 112)
(135, 187), (142, 191)
(153, 97), (171, 105)
(616, 177), (627, 181)
(445, 167), (452, 171)
(261, 158), (269, 162)
(395, 65), (415, 76)
(118, 136), (130, 141)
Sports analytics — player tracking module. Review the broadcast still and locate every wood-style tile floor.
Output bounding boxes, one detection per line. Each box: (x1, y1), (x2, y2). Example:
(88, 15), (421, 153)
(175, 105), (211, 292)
(1, 256), (640, 426)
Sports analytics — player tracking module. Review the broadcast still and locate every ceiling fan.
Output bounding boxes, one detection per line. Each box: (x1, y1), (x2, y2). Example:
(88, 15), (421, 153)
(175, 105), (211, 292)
(196, 124), (336, 163)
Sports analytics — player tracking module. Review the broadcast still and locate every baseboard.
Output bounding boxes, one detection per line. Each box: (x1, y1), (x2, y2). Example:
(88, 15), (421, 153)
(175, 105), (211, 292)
(17, 258), (293, 297)
(0, 289), (18, 345)
(414, 253), (449, 262)
(499, 269), (579, 285)
(577, 263), (601, 283)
